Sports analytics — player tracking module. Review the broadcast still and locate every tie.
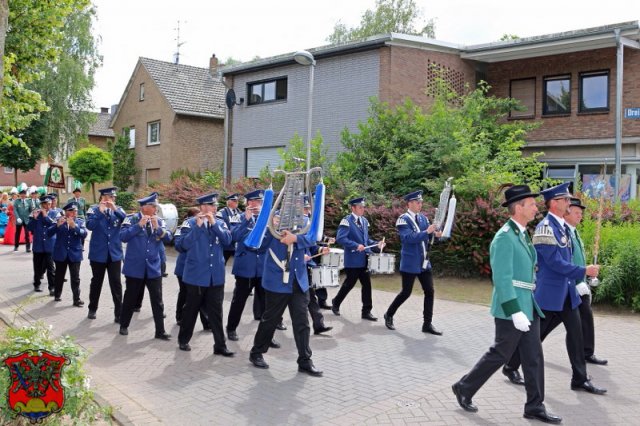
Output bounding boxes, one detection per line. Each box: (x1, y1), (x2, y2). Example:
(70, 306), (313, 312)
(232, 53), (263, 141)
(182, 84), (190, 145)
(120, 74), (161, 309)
(146, 222), (152, 237)
(356, 217), (362, 228)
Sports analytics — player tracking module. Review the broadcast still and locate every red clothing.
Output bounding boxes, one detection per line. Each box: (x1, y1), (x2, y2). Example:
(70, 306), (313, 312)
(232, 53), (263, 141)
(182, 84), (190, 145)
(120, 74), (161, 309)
(2, 203), (26, 245)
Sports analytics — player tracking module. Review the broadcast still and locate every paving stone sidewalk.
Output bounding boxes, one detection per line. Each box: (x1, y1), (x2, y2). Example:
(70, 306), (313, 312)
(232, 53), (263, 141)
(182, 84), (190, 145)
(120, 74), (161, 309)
(0, 244), (638, 425)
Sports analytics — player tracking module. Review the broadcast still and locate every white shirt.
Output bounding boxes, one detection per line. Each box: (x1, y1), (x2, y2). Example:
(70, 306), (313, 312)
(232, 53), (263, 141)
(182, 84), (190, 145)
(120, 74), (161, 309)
(548, 212), (565, 228)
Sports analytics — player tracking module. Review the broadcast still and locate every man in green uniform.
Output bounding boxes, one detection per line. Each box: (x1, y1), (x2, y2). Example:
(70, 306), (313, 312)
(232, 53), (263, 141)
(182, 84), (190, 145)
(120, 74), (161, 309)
(13, 188), (31, 252)
(67, 188), (87, 220)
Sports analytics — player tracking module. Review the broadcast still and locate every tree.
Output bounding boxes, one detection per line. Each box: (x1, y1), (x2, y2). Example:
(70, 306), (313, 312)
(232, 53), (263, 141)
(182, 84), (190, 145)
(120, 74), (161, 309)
(327, 0), (435, 44)
(500, 34), (520, 41)
(0, 138), (39, 185)
(109, 130), (137, 191)
(259, 132), (328, 183)
(68, 145), (112, 202)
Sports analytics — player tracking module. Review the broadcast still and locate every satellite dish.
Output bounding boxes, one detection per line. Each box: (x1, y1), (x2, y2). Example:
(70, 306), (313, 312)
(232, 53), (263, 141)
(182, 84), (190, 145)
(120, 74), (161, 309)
(226, 89), (237, 109)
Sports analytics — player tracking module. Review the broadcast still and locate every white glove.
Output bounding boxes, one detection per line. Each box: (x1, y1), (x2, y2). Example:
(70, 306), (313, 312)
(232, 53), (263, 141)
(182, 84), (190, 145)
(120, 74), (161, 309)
(576, 282), (591, 296)
(16, 218), (22, 225)
(511, 311), (531, 332)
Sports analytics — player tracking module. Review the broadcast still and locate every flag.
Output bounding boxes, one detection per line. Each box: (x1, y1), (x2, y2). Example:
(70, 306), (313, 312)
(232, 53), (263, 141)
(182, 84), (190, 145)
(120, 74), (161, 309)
(44, 164), (65, 189)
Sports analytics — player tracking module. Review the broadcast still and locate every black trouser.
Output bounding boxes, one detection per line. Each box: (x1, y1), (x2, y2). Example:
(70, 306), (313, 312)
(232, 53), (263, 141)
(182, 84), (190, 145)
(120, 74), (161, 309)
(387, 270), (435, 325)
(579, 294), (595, 358)
(33, 252), (55, 290)
(506, 295), (588, 384)
(251, 282), (312, 366)
(120, 275), (166, 335)
(223, 250), (234, 265)
(88, 258), (123, 319)
(14, 223), (31, 249)
(307, 270), (325, 330)
(176, 275), (209, 327)
(227, 276), (264, 331)
(54, 260), (81, 302)
(332, 267), (373, 314)
(178, 283), (226, 350)
(315, 287), (328, 305)
(456, 314), (545, 414)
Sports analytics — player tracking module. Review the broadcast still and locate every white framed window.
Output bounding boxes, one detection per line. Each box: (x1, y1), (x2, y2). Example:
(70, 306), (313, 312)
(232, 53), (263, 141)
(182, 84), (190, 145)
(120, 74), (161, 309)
(3, 166), (14, 174)
(139, 83), (145, 101)
(128, 127), (136, 149)
(147, 121), (160, 145)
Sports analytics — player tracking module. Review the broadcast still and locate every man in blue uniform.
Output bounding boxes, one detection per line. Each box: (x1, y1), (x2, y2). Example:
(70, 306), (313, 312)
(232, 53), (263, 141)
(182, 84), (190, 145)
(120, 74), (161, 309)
(176, 192), (234, 356)
(384, 190), (443, 335)
(217, 193), (241, 264)
(48, 201), (87, 305)
(86, 187), (125, 322)
(118, 193), (172, 340)
(332, 197), (384, 321)
(27, 195), (56, 293)
(249, 212), (323, 376)
(503, 182), (606, 395)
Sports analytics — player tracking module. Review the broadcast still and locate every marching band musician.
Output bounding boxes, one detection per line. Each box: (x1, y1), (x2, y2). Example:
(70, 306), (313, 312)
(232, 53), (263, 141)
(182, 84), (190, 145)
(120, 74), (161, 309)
(47, 201), (87, 306)
(384, 190), (442, 335)
(27, 195), (56, 293)
(118, 193), (172, 340)
(217, 193), (241, 264)
(503, 182), (606, 396)
(176, 192), (234, 356)
(249, 210), (323, 376)
(452, 185), (561, 423)
(332, 197), (385, 321)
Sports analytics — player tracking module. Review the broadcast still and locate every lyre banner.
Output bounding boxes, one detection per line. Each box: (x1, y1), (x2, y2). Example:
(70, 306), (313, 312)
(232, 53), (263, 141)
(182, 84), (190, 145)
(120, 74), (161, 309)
(43, 164), (65, 189)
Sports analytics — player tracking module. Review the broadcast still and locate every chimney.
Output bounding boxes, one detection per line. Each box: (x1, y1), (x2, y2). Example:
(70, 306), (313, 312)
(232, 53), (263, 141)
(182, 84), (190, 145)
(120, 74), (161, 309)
(100, 107), (109, 114)
(110, 104), (118, 117)
(209, 54), (219, 77)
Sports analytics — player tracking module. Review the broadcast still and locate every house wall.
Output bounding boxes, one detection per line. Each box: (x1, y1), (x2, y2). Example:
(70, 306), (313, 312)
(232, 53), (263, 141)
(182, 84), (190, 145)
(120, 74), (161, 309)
(229, 50), (380, 178)
(172, 115), (225, 175)
(0, 162), (43, 188)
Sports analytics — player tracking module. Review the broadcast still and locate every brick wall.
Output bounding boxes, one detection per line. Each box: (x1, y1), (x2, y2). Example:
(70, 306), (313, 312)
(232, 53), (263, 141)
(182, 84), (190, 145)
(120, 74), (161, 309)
(0, 162), (43, 188)
(172, 115), (224, 175)
(486, 47), (640, 141)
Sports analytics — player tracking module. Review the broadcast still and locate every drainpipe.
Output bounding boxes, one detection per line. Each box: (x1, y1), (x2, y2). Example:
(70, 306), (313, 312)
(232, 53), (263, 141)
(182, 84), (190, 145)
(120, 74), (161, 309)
(614, 29), (623, 202)
(223, 105), (229, 187)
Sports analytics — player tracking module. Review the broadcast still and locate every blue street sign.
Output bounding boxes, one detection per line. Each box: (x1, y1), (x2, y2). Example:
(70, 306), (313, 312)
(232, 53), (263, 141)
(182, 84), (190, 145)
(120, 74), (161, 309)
(625, 107), (640, 119)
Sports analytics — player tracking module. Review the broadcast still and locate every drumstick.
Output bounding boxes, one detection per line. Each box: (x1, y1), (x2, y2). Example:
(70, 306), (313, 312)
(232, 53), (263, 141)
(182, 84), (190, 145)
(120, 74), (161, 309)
(351, 242), (381, 252)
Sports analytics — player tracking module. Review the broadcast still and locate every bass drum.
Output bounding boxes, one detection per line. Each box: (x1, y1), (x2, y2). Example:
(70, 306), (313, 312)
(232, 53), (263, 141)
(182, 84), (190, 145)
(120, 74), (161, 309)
(156, 203), (179, 234)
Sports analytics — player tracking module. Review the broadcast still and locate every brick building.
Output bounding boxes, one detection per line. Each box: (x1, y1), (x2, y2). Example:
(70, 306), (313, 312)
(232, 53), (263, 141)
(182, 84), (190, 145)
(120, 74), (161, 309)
(110, 56), (226, 188)
(221, 21), (640, 199)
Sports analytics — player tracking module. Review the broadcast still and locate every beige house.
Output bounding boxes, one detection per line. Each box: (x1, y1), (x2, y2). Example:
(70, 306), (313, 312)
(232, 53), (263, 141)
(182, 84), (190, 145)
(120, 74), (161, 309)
(110, 56), (226, 188)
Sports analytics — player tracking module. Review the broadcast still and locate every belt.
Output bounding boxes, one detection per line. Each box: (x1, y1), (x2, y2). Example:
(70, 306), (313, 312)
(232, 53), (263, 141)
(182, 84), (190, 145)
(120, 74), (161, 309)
(512, 280), (536, 291)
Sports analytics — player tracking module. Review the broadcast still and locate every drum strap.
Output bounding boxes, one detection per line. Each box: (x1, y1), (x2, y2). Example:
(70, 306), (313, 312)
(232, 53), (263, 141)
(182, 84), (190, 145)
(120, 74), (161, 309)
(269, 249), (289, 284)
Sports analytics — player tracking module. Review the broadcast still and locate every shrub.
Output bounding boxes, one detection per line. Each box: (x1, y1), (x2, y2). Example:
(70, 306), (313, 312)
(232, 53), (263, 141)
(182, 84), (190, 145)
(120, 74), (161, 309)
(116, 191), (136, 213)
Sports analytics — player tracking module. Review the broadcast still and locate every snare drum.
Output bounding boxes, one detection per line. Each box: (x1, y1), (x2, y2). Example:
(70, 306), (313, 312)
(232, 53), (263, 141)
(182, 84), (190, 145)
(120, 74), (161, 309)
(321, 248), (344, 270)
(311, 266), (340, 289)
(367, 253), (395, 274)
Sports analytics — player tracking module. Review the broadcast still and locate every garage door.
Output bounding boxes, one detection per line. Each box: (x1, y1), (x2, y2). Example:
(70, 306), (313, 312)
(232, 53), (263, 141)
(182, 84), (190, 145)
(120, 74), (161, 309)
(245, 146), (285, 178)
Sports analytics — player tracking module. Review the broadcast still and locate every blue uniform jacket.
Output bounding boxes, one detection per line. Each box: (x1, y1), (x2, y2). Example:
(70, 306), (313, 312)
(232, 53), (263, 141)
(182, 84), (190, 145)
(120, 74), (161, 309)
(397, 211), (433, 274)
(179, 217), (232, 287)
(173, 224), (187, 277)
(532, 214), (585, 311)
(120, 213), (172, 279)
(86, 204), (126, 262)
(217, 206), (240, 252)
(336, 215), (379, 268)
(47, 219), (87, 262)
(262, 231), (316, 293)
(231, 214), (268, 278)
(27, 213), (56, 253)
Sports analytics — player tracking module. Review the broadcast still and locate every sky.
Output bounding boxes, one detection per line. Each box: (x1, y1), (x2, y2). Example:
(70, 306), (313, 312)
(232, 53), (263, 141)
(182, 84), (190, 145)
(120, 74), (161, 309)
(90, 0), (639, 110)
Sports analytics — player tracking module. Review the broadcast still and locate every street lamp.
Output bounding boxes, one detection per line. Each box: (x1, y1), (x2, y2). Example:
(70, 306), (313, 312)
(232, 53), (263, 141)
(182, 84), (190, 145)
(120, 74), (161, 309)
(293, 50), (316, 171)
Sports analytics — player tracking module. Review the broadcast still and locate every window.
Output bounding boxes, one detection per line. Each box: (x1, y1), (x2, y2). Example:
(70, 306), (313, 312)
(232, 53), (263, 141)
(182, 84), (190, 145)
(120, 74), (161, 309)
(147, 121), (160, 145)
(3, 166), (13, 174)
(509, 78), (535, 118)
(543, 75), (571, 115)
(245, 146), (285, 177)
(123, 127), (136, 149)
(546, 166), (575, 180)
(579, 71), (609, 112)
(248, 78), (287, 105)
(139, 83), (145, 101)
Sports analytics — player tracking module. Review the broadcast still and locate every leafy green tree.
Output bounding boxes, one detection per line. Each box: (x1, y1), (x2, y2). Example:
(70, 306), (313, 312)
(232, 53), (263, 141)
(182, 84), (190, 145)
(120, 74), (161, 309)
(68, 145), (112, 202)
(500, 34), (520, 41)
(109, 130), (137, 192)
(0, 137), (39, 185)
(327, 0), (435, 44)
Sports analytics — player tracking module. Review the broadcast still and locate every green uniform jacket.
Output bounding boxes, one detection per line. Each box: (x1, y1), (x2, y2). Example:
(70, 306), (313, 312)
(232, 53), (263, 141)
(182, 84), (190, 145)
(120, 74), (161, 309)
(66, 197), (87, 218)
(570, 227), (586, 280)
(490, 219), (544, 321)
(13, 198), (31, 224)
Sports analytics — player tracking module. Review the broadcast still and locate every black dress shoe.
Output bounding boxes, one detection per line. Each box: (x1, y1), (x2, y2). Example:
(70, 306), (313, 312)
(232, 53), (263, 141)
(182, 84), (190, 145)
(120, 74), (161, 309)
(422, 323), (442, 335)
(49, 289), (55, 296)
(502, 367), (525, 385)
(276, 321), (287, 330)
(214, 347), (235, 357)
(179, 343), (191, 351)
(114, 317), (120, 324)
(384, 313), (395, 330)
(250, 353), (269, 369)
(73, 300), (85, 307)
(361, 312), (378, 321)
(119, 327), (128, 336)
(34, 286), (42, 293)
(524, 409), (562, 424)
(26, 248), (31, 253)
(227, 330), (239, 341)
(452, 382), (478, 413)
(269, 339), (281, 349)
(586, 355), (608, 365)
(331, 299), (340, 316)
(54, 297), (62, 302)
(133, 307), (141, 312)
(571, 379), (607, 395)
(154, 332), (172, 341)
(87, 311), (97, 320)
(298, 364), (323, 377)
(314, 326), (333, 335)
(318, 302), (332, 310)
